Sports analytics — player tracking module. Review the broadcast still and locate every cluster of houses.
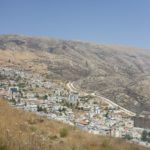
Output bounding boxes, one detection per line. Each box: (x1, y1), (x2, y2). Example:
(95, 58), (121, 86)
(0, 67), (150, 147)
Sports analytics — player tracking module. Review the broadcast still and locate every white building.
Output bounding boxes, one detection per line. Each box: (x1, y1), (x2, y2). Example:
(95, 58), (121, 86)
(68, 92), (78, 104)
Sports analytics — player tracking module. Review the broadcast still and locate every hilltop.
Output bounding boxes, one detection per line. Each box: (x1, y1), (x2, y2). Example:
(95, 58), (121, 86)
(0, 34), (150, 113)
(0, 99), (149, 150)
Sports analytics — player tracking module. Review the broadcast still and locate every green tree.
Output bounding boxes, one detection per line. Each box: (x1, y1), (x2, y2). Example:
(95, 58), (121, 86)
(43, 108), (47, 113)
(37, 105), (43, 112)
(124, 134), (133, 140)
(43, 95), (48, 100)
(141, 130), (147, 141)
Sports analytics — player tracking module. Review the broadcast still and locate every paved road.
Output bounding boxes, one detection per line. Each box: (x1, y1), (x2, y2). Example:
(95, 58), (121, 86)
(67, 82), (136, 116)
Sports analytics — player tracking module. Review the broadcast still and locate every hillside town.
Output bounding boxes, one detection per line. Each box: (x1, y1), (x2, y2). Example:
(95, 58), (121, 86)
(0, 67), (150, 147)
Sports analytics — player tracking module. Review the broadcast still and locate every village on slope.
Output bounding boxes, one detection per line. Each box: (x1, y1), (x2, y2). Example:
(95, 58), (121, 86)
(0, 66), (150, 147)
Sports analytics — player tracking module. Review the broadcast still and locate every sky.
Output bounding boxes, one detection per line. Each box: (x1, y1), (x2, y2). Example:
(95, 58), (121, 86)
(0, 0), (150, 49)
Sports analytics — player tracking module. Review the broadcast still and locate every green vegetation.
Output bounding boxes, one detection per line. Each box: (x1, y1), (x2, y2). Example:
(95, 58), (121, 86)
(59, 128), (68, 138)
(101, 139), (110, 148)
(37, 105), (47, 113)
(124, 134), (133, 140)
(141, 130), (150, 142)
(43, 95), (48, 100)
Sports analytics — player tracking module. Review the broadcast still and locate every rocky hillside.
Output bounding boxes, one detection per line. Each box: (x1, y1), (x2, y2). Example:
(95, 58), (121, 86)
(0, 34), (150, 113)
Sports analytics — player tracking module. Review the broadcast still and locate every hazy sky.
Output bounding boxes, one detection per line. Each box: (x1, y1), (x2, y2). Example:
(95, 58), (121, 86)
(0, 0), (150, 48)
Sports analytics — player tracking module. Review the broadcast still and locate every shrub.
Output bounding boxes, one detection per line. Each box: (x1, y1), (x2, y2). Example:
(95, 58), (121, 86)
(141, 130), (148, 141)
(59, 128), (68, 138)
(71, 144), (77, 150)
(0, 144), (7, 150)
(49, 135), (58, 140)
(124, 134), (133, 140)
(0, 137), (7, 150)
(101, 139), (109, 148)
(43, 95), (48, 100)
(30, 125), (37, 132)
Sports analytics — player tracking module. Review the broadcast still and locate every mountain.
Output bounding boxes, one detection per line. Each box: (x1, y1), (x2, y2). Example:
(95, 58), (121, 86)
(0, 34), (150, 114)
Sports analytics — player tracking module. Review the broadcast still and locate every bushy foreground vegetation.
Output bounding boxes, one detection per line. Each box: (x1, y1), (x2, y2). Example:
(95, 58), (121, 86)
(0, 99), (149, 150)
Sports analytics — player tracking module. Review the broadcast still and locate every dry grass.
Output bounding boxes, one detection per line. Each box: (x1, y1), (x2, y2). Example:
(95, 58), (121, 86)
(0, 50), (35, 63)
(0, 99), (149, 150)
(0, 50), (50, 74)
